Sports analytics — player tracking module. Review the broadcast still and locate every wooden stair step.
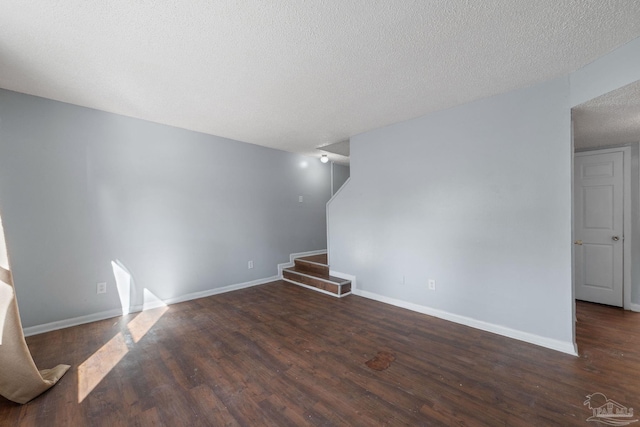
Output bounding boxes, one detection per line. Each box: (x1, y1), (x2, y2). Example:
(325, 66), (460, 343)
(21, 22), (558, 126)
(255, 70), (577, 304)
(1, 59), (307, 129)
(284, 266), (348, 283)
(297, 254), (328, 264)
(282, 265), (351, 297)
(294, 257), (329, 275)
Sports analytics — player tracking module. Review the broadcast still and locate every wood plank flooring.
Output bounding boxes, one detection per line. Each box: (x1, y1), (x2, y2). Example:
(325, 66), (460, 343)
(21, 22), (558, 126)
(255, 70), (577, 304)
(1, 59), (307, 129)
(1, 281), (639, 426)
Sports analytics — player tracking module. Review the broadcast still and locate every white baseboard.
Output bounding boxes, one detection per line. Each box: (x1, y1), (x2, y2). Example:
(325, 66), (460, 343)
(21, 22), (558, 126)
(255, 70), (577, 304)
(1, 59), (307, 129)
(161, 275), (279, 306)
(277, 249), (327, 278)
(629, 302), (640, 312)
(23, 275), (279, 337)
(351, 288), (578, 356)
(25, 249), (329, 337)
(23, 308), (125, 337)
(329, 269), (576, 355)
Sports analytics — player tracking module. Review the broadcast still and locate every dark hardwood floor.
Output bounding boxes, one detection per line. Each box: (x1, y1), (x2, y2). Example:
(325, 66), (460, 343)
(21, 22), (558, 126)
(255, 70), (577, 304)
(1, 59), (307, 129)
(1, 281), (639, 426)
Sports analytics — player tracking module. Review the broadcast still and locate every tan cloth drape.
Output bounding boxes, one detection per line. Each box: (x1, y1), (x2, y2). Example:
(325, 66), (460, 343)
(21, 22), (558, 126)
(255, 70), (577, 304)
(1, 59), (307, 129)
(0, 216), (69, 404)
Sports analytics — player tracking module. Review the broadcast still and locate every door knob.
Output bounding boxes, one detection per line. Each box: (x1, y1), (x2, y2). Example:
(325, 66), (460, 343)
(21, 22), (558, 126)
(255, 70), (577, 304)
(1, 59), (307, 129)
(574, 240), (583, 245)
(612, 236), (620, 241)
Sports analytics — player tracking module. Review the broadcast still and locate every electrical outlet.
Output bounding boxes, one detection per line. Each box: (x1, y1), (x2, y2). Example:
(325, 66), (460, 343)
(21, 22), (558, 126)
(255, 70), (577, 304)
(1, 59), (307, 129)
(298, 195), (303, 203)
(248, 260), (254, 269)
(428, 279), (436, 291)
(97, 282), (107, 294)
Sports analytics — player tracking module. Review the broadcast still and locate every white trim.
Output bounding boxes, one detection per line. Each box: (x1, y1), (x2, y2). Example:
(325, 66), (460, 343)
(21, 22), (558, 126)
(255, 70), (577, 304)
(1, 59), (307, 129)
(131, 300), (167, 312)
(23, 275), (279, 337)
(574, 143), (637, 153)
(352, 288), (578, 356)
(161, 275), (279, 306)
(276, 249), (327, 278)
(623, 147), (632, 311)
(282, 278), (343, 298)
(329, 270), (357, 291)
(629, 302), (640, 312)
(329, 270), (356, 297)
(23, 308), (124, 337)
(574, 146), (632, 310)
(283, 269), (349, 285)
(570, 117), (577, 349)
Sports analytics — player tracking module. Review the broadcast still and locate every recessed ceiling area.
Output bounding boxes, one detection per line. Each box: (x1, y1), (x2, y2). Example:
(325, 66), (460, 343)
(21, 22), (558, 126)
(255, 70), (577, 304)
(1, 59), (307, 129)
(318, 140), (350, 164)
(573, 80), (640, 150)
(1, 2), (640, 160)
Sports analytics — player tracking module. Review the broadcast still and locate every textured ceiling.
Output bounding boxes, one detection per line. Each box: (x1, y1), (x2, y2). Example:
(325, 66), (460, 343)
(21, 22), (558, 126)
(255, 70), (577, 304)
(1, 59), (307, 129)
(573, 80), (640, 149)
(2, 1), (640, 162)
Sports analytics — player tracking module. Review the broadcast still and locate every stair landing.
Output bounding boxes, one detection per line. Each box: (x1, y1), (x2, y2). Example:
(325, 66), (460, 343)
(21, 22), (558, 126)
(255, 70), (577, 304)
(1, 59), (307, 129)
(282, 254), (351, 297)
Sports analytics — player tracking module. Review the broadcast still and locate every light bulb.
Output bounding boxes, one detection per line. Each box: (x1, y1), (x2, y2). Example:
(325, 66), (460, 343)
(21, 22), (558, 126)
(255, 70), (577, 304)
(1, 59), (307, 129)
(320, 155), (329, 163)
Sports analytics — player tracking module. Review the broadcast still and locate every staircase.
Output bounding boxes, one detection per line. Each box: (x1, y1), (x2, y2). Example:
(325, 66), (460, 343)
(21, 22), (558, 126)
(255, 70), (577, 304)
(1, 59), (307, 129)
(282, 254), (351, 297)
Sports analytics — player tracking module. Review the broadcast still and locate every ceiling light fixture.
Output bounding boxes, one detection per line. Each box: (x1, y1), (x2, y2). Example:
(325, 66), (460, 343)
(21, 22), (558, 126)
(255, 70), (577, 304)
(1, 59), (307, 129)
(320, 154), (329, 163)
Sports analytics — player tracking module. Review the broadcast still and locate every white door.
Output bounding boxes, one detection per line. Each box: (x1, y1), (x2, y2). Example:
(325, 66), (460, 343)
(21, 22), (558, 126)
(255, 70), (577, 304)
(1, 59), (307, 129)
(574, 150), (624, 306)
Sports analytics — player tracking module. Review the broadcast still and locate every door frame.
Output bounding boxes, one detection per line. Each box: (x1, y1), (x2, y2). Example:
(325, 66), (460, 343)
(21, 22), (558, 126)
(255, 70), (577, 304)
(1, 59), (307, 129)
(573, 146), (632, 310)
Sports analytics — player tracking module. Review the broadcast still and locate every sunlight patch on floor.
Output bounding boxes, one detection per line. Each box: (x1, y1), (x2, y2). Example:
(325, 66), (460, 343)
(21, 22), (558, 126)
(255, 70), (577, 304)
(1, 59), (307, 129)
(77, 332), (128, 403)
(128, 304), (168, 343)
(77, 265), (169, 402)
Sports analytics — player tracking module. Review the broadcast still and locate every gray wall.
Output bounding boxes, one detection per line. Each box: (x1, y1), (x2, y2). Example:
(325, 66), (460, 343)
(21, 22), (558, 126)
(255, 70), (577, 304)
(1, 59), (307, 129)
(328, 77), (575, 345)
(569, 37), (640, 307)
(328, 36), (640, 351)
(633, 143), (640, 304)
(0, 89), (331, 328)
(332, 163), (350, 196)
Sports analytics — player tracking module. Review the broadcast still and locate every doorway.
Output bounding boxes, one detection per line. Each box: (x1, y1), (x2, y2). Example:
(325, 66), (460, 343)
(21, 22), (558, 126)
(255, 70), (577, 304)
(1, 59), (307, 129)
(571, 78), (640, 311)
(573, 147), (630, 307)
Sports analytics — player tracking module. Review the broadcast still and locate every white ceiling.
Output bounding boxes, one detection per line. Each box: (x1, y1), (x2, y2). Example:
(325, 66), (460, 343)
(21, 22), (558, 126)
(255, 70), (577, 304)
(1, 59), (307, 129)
(573, 80), (640, 150)
(2, 2), (640, 162)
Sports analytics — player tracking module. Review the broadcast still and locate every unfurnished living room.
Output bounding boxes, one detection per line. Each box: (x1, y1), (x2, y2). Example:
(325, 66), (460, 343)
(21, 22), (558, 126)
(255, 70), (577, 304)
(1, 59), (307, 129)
(2, 2), (640, 426)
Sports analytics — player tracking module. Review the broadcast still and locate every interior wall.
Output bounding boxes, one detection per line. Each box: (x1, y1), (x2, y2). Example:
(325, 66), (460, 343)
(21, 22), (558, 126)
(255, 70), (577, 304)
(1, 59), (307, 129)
(569, 36), (640, 308)
(328, 77), (575, 348)
(0, 89), (331, 328)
